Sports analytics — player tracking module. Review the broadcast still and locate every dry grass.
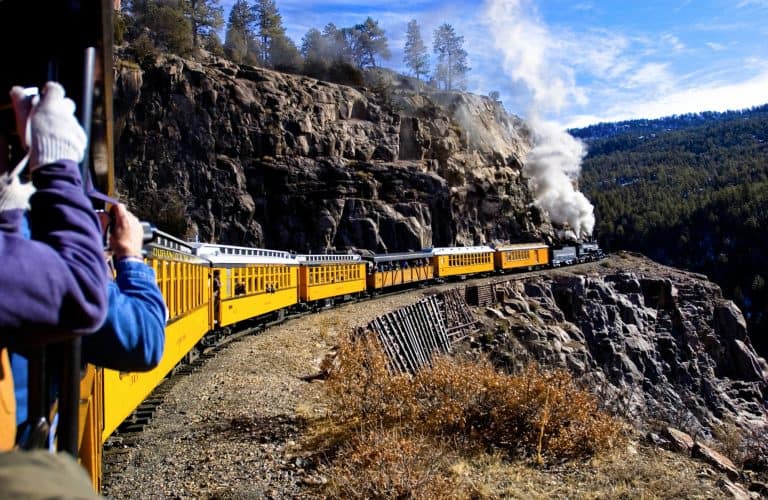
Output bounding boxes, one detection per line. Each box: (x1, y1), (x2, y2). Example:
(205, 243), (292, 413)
(325, 429), (465, 499)
(315, 333), (626, 498)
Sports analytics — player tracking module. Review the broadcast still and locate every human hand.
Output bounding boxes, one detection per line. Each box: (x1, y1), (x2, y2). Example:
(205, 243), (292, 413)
(108, 203), (144, 260)
(10, 82), (86, 170)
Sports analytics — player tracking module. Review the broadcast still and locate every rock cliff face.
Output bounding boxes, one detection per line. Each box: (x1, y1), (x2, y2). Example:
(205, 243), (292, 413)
(476, 253), (768, 438)
(113, 53), (551, 252)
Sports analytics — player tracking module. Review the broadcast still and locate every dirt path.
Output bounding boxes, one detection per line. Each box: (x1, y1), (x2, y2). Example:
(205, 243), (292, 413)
(102, 285), (447, 499)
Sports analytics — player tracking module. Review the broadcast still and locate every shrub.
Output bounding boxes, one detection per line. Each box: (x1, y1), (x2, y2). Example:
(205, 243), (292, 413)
(325, 333), (623, 463)
(131, 32), (157, 65)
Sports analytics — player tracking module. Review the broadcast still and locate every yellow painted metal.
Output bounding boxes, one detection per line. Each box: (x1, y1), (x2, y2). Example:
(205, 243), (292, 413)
(213, 264), (298, 328)
(101, 305), (210, 440)
(433, 252), (494, 278)
(77, 365), (102, 491)
(494, 244), (550, 270)
(299, 263), (367, 302)
(367, 264), (434, 290)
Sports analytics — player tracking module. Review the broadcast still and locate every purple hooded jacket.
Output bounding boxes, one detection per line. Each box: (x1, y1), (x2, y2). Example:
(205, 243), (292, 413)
(0, 160), (108, 347)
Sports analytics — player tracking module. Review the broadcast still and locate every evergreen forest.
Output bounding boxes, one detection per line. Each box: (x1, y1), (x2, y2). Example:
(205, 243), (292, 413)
(574, 106), (768, 356)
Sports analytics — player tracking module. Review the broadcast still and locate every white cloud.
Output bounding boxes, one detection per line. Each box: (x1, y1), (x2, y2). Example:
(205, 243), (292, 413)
(623, 63), (674, 92)
(705, 42), (726, 51)
(661, 33), (685, 52)
(565, 68), (768, 128)
(737, 0), (768, 7)
(572, 2), (595, 11)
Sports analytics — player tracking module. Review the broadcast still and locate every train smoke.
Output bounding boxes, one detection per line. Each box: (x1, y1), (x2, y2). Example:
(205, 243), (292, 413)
(525, 119), (595, 239)
(484, 0), (595, 238)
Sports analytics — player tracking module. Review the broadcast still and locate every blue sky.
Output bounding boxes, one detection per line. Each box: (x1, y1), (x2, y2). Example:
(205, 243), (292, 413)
(221, 0), (768, 128)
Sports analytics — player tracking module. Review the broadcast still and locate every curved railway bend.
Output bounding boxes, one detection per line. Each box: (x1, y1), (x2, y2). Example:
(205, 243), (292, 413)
(101, 255), (763, 499)
(102, 271), (468, 498)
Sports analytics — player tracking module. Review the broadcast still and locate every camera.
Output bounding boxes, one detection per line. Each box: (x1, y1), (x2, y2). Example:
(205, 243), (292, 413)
(95, 208), (156, 252)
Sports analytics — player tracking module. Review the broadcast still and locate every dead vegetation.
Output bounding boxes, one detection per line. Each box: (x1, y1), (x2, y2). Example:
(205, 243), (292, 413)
(311, 333), (626, 498)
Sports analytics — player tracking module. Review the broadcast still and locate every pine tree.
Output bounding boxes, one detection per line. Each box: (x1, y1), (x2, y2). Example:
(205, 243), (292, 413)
(253, 0), (286, 66)
(300, 28), (324, 61)
(352, 17), (390, 68)
(432, 23), (469, 90)
(183, 0), (223, 49)
(403, 19), (429, 81)
(224, 0), (256, 63)
(322, 23), (353, 63)
(270, 35), (302, 73)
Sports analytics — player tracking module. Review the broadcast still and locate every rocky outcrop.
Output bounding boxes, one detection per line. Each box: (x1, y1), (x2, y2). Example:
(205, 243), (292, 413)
(475, 253), (768, 438)
(113, 54), (550, 251)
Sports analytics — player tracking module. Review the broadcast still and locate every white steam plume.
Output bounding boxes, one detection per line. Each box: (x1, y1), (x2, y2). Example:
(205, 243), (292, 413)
(526, 119), (595, 239)
(485, 0), (595, 239)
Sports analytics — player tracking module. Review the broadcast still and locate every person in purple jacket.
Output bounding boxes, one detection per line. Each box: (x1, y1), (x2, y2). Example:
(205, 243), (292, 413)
(6, 84), (167, 441)
(0, 82), (108, 496)
(0, 82), (108, 347)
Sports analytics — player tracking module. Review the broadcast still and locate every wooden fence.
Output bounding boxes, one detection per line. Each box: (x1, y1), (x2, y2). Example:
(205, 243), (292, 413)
(365, 288), (479, 374)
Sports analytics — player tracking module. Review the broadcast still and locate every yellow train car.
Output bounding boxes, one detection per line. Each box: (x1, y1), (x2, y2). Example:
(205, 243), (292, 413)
(78, 231), (212, 487)
(193, 244), (299, 328)
(296, 254), (367, 303)
(100, 232), (211, 441)
(494, 242), (550, 271)
(364, 251), (434, 290)
(431, 246), (495, 278)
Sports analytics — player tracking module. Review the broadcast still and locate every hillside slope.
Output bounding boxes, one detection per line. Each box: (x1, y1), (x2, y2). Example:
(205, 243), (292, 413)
(113, 51), (551, 253)
(575, 107), (768, 357)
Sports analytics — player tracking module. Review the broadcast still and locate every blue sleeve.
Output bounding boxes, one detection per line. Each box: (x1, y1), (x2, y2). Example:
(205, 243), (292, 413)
(82, 259), (166, 371)
(0, 161), (108, 347)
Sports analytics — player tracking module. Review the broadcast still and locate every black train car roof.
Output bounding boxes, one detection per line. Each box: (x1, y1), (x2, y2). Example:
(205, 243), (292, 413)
(363, 251), (434, 263)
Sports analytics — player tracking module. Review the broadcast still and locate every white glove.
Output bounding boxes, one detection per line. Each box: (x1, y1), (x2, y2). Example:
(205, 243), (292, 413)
(9, 82), (87, 170)
(0, 171), (35, 211)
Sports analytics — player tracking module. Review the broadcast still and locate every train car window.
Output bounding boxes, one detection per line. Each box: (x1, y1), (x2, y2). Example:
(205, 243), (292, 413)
(176, 263), (182, 316)
(179, 262), (189, 314)
(169, 262), (177, 318)
(181, 263), (187, 314)
(155, 260), (163, 298)
(182, 264), (187, 314)
(198, 266), (202, 307)
(189, 265), (195, 309)
(186, 263), (192, 312)
(189, 264), (195, 310)
(194, 266), (200, 307)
